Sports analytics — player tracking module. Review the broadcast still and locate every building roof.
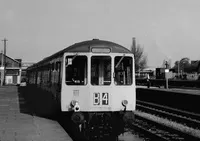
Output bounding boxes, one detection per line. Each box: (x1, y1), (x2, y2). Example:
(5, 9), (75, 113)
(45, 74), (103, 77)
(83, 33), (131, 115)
(142, 68), (156, 71)
(21, 62), (35, 70)
(0, 53), (21, 64)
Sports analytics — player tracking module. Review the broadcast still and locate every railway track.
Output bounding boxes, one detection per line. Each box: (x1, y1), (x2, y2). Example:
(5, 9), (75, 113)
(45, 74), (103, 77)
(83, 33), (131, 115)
(131, 100), (200, 140)
(129, 115), (200, 141)
(136, 100), (200, 129)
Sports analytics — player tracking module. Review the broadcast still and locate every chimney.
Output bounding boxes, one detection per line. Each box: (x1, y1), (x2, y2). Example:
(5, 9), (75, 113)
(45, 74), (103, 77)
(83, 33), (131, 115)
(132, 37), (136, 47)
(132, 37), (136, 52)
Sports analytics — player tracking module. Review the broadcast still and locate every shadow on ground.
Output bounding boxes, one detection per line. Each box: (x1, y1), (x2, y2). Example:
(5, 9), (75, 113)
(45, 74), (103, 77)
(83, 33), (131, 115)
(17, 86), (87, 141)
(17, 86), (119, 141)
(17, 86), (60, 118)
(17, 86), (34, 115)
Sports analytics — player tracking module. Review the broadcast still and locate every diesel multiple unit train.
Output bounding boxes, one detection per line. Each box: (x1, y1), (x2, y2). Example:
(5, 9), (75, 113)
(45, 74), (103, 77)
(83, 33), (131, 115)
(26, 39), (136, 140)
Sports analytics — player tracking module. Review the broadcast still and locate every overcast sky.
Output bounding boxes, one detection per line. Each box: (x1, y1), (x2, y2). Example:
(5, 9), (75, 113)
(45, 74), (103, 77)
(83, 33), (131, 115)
(1, 0), (200, 67)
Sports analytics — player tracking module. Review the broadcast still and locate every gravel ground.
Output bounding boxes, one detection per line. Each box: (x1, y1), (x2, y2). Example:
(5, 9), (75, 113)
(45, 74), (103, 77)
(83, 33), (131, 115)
(134, 110), (200, 139)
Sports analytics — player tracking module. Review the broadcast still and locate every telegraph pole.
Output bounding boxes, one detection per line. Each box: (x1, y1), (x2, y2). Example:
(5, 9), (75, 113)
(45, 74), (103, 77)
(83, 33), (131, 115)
(2, 38), (8, 85)
(0, 50), (3, 86)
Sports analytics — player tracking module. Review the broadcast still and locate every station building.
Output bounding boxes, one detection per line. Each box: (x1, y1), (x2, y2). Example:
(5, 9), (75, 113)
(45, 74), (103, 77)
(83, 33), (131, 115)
(0, 53), (22, 85)
(135, 68), (156, 79)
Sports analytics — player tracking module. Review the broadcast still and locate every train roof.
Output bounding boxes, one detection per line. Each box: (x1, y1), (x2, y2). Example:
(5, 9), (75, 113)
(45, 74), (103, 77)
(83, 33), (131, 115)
(64, 39), (131, 53)
(27, 39), (132, 70)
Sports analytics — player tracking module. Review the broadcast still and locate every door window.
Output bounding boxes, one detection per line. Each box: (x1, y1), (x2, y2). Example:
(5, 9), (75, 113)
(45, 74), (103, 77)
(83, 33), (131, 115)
(91, 56), (111, 85)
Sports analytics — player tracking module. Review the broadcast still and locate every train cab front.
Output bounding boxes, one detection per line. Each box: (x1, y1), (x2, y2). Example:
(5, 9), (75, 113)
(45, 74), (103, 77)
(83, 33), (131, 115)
(61, 45), (135, 140)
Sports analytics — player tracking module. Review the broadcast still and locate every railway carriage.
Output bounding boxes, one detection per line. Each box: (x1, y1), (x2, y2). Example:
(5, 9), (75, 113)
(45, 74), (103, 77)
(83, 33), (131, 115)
(26, 39), (136, 140)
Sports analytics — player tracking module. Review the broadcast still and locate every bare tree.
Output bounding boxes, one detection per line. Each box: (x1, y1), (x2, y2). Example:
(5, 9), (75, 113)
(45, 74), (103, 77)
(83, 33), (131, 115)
(131, 38), (147, 71)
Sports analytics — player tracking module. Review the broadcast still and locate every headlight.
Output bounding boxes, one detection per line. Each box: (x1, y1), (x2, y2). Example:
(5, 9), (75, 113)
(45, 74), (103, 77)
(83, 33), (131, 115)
(70, 100), (80, 112)
(74, 103), (80, 112)
(122, 100), (128, 107)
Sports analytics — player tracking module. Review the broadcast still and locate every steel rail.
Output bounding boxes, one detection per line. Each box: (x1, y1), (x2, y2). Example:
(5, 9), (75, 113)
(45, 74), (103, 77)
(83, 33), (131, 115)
(136, 100), (200, 129)
(129, 115), (200, 141)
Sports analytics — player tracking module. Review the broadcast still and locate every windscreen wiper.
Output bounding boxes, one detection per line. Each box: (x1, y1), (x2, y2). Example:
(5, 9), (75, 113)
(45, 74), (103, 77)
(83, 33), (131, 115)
(115, 54), (125, 68)
(72, 53), (78, 61)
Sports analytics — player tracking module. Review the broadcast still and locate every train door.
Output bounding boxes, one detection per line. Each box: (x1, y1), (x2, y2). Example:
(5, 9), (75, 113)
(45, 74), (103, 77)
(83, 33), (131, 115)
(90, 56), (112, 111)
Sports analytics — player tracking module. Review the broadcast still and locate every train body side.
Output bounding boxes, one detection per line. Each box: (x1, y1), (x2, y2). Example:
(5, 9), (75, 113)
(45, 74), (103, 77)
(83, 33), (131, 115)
(26, 54), (64, 115)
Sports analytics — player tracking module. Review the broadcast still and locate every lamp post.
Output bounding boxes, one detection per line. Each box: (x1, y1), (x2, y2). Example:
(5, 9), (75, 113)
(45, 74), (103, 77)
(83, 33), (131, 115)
(0, 50), (3, 86)
(165, 69), (169, 89)
(165, 61), (169, 89)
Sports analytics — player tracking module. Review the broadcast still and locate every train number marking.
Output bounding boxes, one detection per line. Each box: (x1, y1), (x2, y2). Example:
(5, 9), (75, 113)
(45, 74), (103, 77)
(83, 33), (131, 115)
(102, 93), (109, 105)
(93, 93), (100, 105)
(93, 92), (109, 105)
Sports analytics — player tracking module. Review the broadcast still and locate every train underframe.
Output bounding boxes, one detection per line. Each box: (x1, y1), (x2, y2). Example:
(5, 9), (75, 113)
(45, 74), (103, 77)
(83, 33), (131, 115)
(65, 111), (135, 141)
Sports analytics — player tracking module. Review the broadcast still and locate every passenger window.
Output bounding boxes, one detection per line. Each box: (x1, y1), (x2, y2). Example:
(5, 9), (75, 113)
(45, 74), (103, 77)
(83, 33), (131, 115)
(56, 61), (61, 71)
(51, 63), (55, 71)
(114, 56), (132, 85)
(65, 56), (87, 85)
(91, 56), (111, 85)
